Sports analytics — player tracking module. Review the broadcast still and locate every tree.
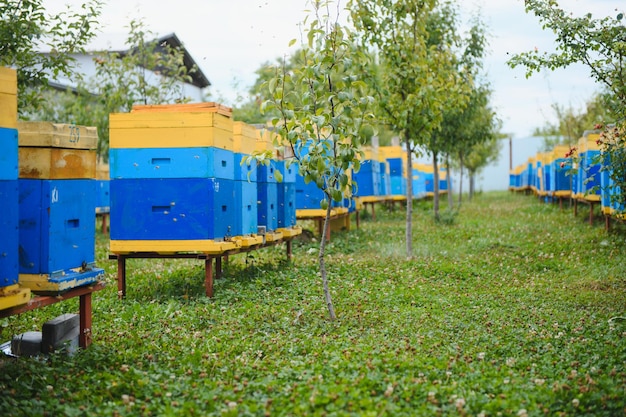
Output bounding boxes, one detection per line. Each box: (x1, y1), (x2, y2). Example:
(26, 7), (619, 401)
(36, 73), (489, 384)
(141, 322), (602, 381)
(464, 134), (502, 200)
(36, 19), (196, 160)
(350, 0), (469, 255)
(0, 0), (102, 114)
(255, 1), (373, 321)
(508, 0), (626, 214)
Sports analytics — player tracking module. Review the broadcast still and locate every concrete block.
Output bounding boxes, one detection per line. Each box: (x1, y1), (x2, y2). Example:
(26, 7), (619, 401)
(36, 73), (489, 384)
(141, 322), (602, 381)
(41, 313), (79, 354)
(11, 331), (42, 357)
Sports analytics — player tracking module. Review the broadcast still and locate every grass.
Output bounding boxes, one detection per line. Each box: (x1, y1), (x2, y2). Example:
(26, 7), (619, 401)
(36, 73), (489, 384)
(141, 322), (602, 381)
(1, 191), (625, 416)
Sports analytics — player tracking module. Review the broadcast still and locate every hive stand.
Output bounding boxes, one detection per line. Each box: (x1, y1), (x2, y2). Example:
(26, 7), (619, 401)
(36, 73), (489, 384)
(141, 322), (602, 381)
(0, 282), (106, 348)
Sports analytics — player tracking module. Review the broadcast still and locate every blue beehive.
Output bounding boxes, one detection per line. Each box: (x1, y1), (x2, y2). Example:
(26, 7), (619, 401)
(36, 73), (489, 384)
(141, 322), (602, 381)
(257, 160), (279, 183)
(111, 178), (236, 240)
(390, 175), (406, 195)
(257, 182), (278, 231)
(234, 180), (258, 236)
(234, 153), (257, 182)
(18, 179), (96, 274)
(109, 147), (235, 180)
(353, 160), (380, 196)
(96, 180), (110, 213)
(0, 180), (19, 287)
(278, 182), (297, 228)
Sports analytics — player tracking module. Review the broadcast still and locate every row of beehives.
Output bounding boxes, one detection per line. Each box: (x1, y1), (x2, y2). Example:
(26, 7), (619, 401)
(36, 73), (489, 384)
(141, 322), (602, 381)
(1, 67), (104, 312)
(509, 129), (624, 217)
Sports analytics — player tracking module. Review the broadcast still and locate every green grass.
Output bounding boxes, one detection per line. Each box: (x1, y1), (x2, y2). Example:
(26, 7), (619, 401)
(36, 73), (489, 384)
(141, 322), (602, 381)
(1, 192), (625, 416)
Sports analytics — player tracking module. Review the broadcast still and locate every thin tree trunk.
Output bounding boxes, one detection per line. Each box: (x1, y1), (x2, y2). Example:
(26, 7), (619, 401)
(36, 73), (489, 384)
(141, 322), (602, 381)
(432, 152), (440, 221)
(469, 172), (475, 201)
(446, 154), (453, 209)
(319, 197), (336, 321)
(458, 155), (464, 207)
(404, 133), (413, 258)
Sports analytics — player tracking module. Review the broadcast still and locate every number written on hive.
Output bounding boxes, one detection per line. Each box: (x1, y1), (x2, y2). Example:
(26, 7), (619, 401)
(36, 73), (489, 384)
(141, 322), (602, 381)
(69, 125), (80, 143)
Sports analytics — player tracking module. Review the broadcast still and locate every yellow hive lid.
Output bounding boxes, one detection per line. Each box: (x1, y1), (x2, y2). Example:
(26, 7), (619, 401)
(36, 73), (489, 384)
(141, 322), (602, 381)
(17, 121), (98, 150)
(130, 102), (233, 117)
(552, 145), (571, 160)
(0, 67), (17, 95)
(379, 146), (404, 159)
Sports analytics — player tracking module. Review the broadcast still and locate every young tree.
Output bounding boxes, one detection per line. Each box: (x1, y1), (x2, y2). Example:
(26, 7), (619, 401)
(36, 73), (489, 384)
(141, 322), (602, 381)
(0, 0), (102, 114)
(257, 1), (373, 320)
(350, 0), (469, 254)
(508, 0), (626, 214)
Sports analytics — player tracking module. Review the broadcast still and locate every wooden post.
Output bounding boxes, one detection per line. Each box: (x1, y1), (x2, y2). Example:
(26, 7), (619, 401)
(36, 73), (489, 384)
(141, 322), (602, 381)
(205, 257), (213, 297)
(286, 240), (292, 260)
(117, 255), (126, 299)
(79, 292), (93, 348)
(216, 257), (222, 279)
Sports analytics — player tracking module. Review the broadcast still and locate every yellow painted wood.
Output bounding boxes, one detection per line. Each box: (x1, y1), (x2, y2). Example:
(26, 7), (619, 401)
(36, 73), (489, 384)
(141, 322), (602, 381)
(17, 121), (98, 150)
(379, 146), (404, 159)
(0, 67), (17, 95)
(232, 121), (258, 153)
(0, 285), (30, 311)
(296, 207), (348, 218)
(355, 196), (384, 204)
(264, 231), (284, 242)
(231, 235), (264, 247)
(131, 102), (233, 117)
(0, 93), (17, 129)
(275, 226), (302, 238)
(19, 272), (100, 293)
(110, 239), (241, 255)
(19, 147), (96, 179)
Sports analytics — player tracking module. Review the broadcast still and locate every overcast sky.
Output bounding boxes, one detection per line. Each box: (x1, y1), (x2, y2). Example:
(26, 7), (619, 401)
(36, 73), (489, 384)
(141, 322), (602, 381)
(45, 0), (622, 140)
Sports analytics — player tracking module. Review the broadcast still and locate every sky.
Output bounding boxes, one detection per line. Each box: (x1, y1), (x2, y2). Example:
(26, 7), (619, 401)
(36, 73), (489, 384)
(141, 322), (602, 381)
(44, 0), (623, 190)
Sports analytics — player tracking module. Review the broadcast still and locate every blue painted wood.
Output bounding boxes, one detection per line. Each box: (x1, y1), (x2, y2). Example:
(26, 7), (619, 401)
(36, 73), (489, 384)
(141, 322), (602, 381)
(96, 180), (110, 212)
(278, 160), (297, 183)
(278, 182), (297, 228)
(387, 158), (403, 176)
(110, 178), (236, 240)
(390, 175), (406, 195)
(257, 160), (279, 183)
(109, 147), (235, 180)
(0, 180), (18, 287)
(18, 179), (96, 274)
(234, 180), (258, 235)
(0, 128), (18, 180)
(257, 182), (278, 231)
(234, 153), (257, 182)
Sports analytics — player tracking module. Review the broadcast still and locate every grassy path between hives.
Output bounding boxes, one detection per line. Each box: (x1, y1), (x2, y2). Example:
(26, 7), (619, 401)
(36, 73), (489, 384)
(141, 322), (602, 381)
(1, 191), (625, 416)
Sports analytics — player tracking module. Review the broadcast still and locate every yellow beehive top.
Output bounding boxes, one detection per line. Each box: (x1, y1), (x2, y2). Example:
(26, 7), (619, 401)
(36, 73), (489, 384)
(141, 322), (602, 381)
(17, 121), (98, 150)
(131, 102), (233, 117)
(361, 146), (379, 161)
(552, 145), (571, 160)
(110, 103), (234, 149)
(232, 121), (258, 154)
(578, 130), (601, 152)
(413, 162), (433, 173)
(379, 146), (404, 159)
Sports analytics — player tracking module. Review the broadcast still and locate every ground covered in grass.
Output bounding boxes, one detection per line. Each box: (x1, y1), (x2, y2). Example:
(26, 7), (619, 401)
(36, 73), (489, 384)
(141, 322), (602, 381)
(1, 192), (625, 416)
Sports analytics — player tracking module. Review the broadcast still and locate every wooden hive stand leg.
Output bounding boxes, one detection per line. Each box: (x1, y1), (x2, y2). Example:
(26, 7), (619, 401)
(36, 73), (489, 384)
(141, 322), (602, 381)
(79, 292), (93, 348)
